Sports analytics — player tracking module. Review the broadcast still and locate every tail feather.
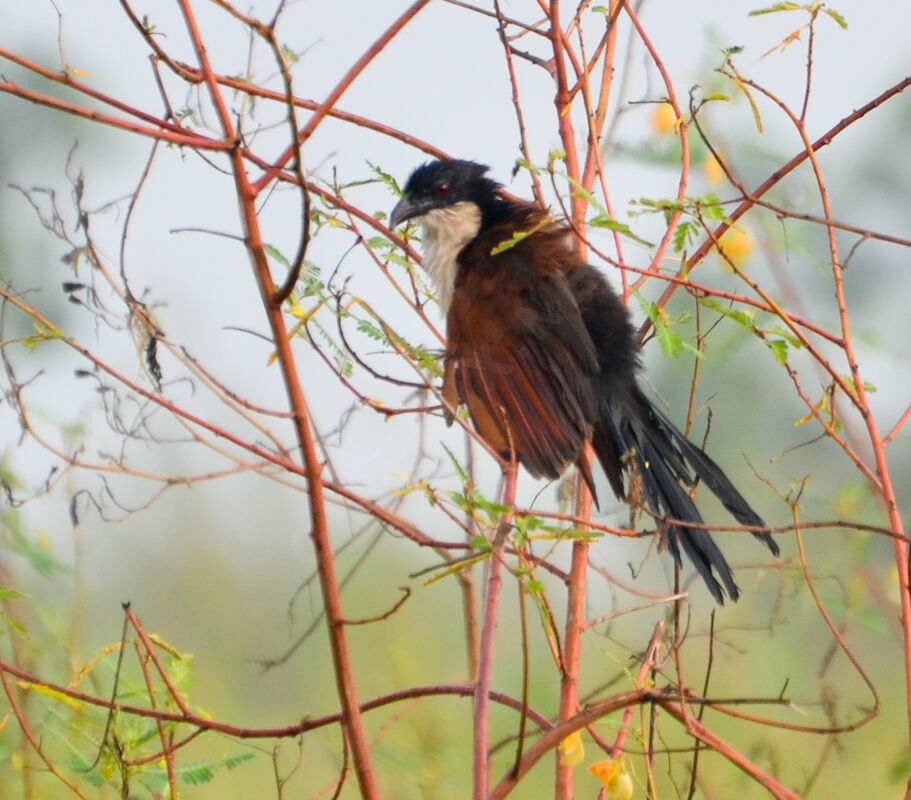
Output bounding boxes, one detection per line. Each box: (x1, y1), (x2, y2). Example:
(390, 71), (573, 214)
(646, 401), (780, 557)
(594, 386), (775, 602)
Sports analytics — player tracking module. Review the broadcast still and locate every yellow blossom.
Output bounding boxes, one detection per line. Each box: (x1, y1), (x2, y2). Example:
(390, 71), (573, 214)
(589, 758), (634, 800)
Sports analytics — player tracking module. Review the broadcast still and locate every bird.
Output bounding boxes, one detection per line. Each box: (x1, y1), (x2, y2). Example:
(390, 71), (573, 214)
(388, 159), (778, 602)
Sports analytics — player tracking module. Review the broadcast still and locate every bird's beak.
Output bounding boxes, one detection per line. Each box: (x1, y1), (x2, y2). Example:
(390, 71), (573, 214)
(389, 194), (421, 230)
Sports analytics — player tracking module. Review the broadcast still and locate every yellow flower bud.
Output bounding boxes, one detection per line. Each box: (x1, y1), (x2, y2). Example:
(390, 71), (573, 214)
(651, 103), (677, 136)
(559, 731), (585, 766)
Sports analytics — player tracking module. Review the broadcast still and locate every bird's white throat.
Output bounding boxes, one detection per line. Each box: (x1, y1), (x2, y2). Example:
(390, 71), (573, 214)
(416, 201), (481, 312)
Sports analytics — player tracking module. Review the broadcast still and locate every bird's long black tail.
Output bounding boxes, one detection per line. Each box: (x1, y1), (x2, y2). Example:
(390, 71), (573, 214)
(593, 386), (778, 603)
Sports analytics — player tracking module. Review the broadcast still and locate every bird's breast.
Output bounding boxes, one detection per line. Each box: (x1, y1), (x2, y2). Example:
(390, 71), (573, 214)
(417, 201), (482, 311)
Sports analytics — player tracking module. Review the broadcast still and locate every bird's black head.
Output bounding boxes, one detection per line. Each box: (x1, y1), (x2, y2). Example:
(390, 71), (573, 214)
(388, 159), (501, 229)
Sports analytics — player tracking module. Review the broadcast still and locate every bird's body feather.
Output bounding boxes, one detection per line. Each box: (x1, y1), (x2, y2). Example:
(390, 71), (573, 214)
(445, 207), (600, 484)
(390, 160), (778, 602)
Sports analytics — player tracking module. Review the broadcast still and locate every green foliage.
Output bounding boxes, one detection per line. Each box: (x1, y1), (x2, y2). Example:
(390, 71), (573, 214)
(267, 246), (323, 300)
(841, 374), (877, 399)
(279, 44), (298, 65)
(749, 1), (847, 28)
(632, 192), (726, 251)
(312, 317), (354, 378)
(12, 638), (256, 798)
(588, 214), (654, 247)
(513, 157), (542, 176)
(513, 513), (597, 545)
(569, 180), (654, 247)
(517, 155), (653, 246)
(0, 586), (27, 638)
(4, 507), (68, 577)
(22, 320), (68, 350)
(490, 228), (535, 255)
(177, 754), (256, 786)
(698, 296), (804, 365)
(386, 328), (444, 378)
(750, 2), (807, 15)
(442, 444), (470, 483)
(367, 160), (402, 196)
(766, 339), (788, 364)
(356, 317), (385, 342)
(672, 220), (699, 252)
(633, 291), (703, 360)
(449, 486), (510, 529)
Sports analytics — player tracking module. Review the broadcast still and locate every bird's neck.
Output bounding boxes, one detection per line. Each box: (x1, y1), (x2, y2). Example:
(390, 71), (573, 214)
(417, 201), (482, 312)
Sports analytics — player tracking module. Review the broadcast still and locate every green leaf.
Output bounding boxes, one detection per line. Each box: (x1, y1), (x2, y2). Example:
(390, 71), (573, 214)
(888, 751), (910, 785)
(766, 324), (803, 348)
(749, 3), (803, 16)
(658, 326), (684, 358)
(767, 339), (789, 364)
(514, 157), (542, 176)
(841, 375), (877, 396)
(9, 526), (68, 577)
(569, 181), (606, 214)
(356, 318), (387, 343)
(699, 296), (756, 328)
(515, 514), (543, 534)
(588, 214), (654, 247)
(311, 319), (353, 378)
(280, 44), (299, 64)
(367, 161), (401, 195)
(824, 7), (848, 28)
(442, 444), (470, 483)
(698, 192), (725, 221)
(854, 608), (888, 634)
(514, 514), (544, 546)
(491, 229), (531, 255)
(469, 490), (509, 519)
(385, 327), (443, 376)
(179, 760), (215, 785)
(264, 243), (291, 268)
(225, 752), (256, 770)
(672, 220), (697, 252)
(634, 291), (702, 360)
(68, 754), (106, 786)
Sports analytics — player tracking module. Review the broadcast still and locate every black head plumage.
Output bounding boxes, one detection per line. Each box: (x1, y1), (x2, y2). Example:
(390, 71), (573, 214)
(389, 159), (502, 229)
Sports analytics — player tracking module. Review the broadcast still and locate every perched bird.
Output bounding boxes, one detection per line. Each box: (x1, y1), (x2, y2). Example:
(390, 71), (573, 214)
(389, 159), (778, 602)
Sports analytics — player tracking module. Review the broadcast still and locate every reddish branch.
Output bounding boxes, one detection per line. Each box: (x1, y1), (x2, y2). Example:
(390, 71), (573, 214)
(252, 0), (434, 193)
(623, 0), (692, 289)
(473, 465), (519, 798)
(175, 0), (384, 793)
(2, 651), (561, 742)
(640, 72), (911, 335)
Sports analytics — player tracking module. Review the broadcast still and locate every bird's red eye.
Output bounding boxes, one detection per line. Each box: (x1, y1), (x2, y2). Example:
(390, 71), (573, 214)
(436, 183), (449, 195)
